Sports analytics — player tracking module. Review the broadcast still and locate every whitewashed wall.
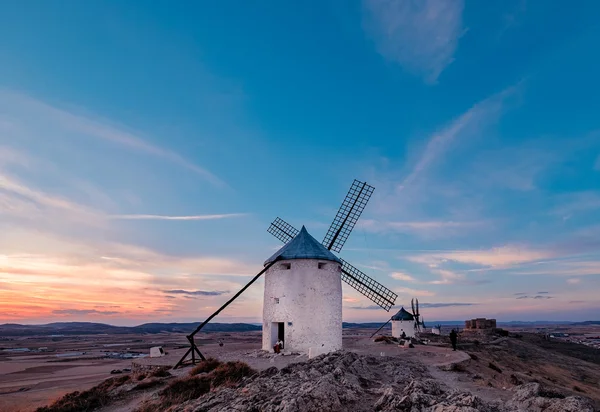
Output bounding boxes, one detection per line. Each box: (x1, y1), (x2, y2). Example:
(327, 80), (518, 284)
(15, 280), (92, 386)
(262, 259), (342, 354)
(391, 319), (416, 338)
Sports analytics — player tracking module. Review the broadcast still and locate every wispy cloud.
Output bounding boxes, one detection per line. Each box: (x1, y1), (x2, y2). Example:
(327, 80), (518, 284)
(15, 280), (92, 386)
(390, 271), (416, 282)
(567, 278), (581, 284)
(363, 0), (465, 83)
(360, 219), (484, 238)
(0, 172), (103, 225)
(110, 213), (247, 221)
(163, 289), (229, 296)
(418, 302), (477, 308)
(370, 85), (520, 217)
(351, 302), (475, 310)
(53, 309), (120, 315)
(395, 287), (435, 297)
(550, 191), (600, 218)
(0, 91), (225, 187)
(0, 146), (31, 168)
(515, 295), (553, 300)
(409, 245), (552, 268)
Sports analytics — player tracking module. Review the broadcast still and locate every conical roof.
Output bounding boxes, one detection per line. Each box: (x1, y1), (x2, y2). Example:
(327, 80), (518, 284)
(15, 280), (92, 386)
(391, 307), (415, 321)
(264, 226), (342, 266)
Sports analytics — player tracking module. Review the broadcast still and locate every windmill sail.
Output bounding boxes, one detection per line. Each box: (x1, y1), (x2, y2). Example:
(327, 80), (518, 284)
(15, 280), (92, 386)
(267, 217), (299, 243)
(339, 258), (396, 311)
(322, 180), (374, 253)
(267, 216), (397, 311)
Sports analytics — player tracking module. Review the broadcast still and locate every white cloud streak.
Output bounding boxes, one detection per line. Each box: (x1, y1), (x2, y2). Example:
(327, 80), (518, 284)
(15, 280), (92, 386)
(110, 213), (247, 221)
(389, 271), (416, 282)
(363, 0), (465, 83)
(408, 245), (552, 269)
(0, 91), (225, 187)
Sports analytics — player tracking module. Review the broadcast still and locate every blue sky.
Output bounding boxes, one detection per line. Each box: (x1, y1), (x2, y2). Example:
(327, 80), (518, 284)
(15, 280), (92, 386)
(0, 0), (599, 325)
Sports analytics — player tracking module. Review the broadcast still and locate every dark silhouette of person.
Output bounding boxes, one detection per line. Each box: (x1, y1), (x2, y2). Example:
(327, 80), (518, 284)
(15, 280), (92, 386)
(401, 330), (407, 340)
(449, 329), (458, 351)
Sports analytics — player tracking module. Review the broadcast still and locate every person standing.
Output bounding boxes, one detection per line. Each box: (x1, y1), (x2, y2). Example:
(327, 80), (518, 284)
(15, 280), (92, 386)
(449, 329), (458, 351)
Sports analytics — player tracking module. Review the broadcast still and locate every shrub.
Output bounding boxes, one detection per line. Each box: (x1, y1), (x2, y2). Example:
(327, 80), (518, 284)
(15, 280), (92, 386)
(468, 353), (479, 361)
(573, 385), (586, 393)
(150, 367), (172, 378)
(36, 375), (130, 412)
(136, 374), (146, 381)
(135, 360), (257, 412)
(190, 357), (221, 376)
(133, 379), (164, 391)
(509, 374), (522, 385)
(488, 362), (502, 373)
(156, 375), (211, 408)
(210, 361), (256, 387)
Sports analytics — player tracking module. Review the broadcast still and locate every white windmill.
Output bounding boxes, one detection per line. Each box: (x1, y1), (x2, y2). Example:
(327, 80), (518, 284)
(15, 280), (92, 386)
(175, 180), (398, 367)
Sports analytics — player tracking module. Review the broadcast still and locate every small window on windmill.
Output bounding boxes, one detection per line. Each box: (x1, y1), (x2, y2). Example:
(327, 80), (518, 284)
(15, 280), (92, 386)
(280, 263), (291, 270)
(287, 322), (292, 326)
(274, 297), (280, 304)
(318, 262), (327, 269)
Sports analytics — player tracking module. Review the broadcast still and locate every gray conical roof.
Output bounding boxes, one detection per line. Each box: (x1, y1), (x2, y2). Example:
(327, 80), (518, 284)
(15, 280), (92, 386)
(264, 226), (342, 266)
(391, 307), (415, 321)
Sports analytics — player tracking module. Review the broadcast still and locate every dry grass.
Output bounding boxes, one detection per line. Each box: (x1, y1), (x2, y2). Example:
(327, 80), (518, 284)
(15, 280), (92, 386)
(150, 366), (172, 378)
(210, 361), (256, 387)
(189, 357), (221, 376)
(488, 362), (503, 374)
(135, 360), (256, 412)
(132, 378), (165, 391)
(35, 375), (131, 412)
(374, 336), (398, 344)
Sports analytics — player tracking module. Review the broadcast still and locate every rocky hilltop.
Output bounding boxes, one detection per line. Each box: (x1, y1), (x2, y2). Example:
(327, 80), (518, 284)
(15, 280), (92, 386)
(137, 351), (594, 412)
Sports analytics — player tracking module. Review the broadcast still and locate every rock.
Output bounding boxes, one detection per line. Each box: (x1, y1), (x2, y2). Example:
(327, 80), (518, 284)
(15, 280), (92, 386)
(507, 383), (595, 412)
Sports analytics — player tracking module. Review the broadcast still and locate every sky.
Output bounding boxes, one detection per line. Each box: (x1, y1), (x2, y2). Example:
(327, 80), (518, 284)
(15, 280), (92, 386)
(1, 0), (599, 326)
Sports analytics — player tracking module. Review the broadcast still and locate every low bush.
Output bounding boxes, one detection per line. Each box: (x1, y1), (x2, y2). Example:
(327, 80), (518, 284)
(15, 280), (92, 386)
(190, 357), (221, 376)
(210, 361), (256, 387)
(141, 375), (211, 410)
(488, 362), (503, 373)
(133, 378), (165, 391)
(36, 375), (130, 412)
(135, 360), (257, 412)
(150, 367), (172, 378)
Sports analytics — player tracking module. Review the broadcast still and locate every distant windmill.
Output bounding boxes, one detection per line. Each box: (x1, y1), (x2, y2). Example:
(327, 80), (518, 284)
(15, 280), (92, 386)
(174, 179), (397, 368)
(370, 298), (426, 339)
(411, 298), (425, 333)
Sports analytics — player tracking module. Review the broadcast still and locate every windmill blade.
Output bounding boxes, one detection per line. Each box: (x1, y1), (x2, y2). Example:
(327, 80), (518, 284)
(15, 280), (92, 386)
(322, 180), (375, 253)
(268, 217), (299, 244)
(416, 298), (420, 318)
(411, 298), (416, 317)
(340, 258), (397, 311)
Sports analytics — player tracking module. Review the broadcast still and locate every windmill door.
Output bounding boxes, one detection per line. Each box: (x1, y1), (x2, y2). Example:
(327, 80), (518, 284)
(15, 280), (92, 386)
(278, 322), (285, 346)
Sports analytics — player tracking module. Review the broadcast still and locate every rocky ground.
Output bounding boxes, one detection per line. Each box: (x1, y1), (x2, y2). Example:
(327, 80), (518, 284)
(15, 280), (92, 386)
(161, 351), (595, 412)
(31, 330), (600, 412)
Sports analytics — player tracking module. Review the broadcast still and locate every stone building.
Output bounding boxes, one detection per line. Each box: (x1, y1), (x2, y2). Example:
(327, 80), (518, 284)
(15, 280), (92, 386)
(464, 318), (497, 329)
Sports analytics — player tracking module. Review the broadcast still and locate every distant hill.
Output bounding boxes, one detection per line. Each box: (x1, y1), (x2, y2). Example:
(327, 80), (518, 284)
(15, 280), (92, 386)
(2, 320), (597, 337)
(0, 322), (262, 336)
(571, 320), (600, 326)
